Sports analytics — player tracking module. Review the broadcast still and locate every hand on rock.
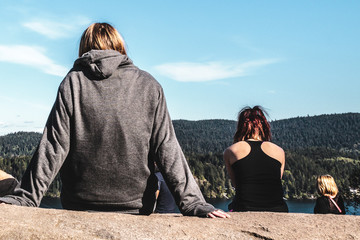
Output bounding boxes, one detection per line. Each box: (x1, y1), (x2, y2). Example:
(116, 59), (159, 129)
(207, 209), (231, 218)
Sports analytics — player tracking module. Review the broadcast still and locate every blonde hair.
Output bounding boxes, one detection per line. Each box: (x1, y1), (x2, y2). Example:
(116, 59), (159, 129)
(317, 175), (339, 197)
(79, 23), (127, 57)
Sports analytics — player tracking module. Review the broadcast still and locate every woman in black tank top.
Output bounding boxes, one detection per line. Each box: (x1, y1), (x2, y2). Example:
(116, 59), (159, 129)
(224, 106), (288, 212)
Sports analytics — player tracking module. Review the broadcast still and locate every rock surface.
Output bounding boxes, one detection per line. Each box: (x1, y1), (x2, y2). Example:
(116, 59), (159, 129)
(0, 205), (359, 240)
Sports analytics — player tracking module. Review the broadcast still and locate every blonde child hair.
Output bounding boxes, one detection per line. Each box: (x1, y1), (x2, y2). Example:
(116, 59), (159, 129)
(317, 175), (339, 197)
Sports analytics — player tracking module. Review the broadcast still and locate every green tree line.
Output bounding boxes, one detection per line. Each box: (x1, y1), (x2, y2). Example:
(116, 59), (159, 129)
(0, 113), (359, 200)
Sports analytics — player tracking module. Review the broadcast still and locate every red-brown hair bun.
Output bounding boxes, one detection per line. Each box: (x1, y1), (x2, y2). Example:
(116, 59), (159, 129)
(233, 105), (271, 143)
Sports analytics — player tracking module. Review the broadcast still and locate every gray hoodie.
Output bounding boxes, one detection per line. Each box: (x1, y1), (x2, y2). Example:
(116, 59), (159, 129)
(0, 50), (215, 216)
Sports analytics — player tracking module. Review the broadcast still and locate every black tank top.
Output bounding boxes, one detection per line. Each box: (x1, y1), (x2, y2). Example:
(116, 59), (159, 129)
(231, 141), (286, 211)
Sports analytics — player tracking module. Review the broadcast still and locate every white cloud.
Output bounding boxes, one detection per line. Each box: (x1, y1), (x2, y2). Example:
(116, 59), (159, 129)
(154, 59), (279, 82)
(22, 16), (90, 39)
(0, 45), (68, 77)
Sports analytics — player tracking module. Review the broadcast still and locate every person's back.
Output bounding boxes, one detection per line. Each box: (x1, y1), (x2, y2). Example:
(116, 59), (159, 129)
(231, 141), (286, 210)
(224, 106), (288, 212)
(314, 175), (346, 214)
(314, 195), (345, 214)
(59, 49), (163, 211)
(0, 23), (229, 219)
(0, 170), (18, 197)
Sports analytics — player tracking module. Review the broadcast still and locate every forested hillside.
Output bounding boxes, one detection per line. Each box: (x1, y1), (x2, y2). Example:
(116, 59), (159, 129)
(0, 113), (359, 200)
(174, 113), (360, 199)
(173, 119), (235, 154)
(174, 113), (360, 156)
(271, 113), (360, 153)
(0, 132), (41, 157)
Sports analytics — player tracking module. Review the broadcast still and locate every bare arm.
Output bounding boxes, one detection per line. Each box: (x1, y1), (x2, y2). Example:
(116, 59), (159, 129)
(280, 150), (285, 179)
(223, 148), (236, 188)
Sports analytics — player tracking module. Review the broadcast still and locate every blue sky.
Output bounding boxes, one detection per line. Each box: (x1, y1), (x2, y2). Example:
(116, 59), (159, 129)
(0, 1), (359, 135)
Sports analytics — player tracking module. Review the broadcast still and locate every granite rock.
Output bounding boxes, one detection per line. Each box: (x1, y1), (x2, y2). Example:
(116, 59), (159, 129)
(0, 205), (359, 240)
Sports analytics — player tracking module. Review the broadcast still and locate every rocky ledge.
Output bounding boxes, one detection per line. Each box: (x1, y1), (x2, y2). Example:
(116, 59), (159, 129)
(0, 205), (359, 240)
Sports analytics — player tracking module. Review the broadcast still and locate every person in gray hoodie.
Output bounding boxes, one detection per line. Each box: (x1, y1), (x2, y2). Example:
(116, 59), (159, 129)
(0, 23), (229, 218)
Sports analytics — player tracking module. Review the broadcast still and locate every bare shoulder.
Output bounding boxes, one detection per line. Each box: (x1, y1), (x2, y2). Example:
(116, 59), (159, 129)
(262, 142), (284, 153)
(261, 142), (285, 162)
(224, 141), (251, 165)
(225, 141), (250, 154)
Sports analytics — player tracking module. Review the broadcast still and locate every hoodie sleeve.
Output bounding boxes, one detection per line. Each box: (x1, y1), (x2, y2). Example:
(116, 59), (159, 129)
(0, 81), (72, 206)
(150, 88), (216, 217)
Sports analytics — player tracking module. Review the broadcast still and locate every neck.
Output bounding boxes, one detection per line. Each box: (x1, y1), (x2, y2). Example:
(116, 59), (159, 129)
(247, 137), (262, 141)
(325, 194), (337, 198)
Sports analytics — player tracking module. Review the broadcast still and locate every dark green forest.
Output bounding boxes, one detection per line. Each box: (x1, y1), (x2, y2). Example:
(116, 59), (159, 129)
(175, 113), (360, 200)
(1, 113), (360, 201)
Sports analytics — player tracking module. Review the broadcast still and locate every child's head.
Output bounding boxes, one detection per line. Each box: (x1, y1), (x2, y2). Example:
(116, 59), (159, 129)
(317, 175), (339, 197)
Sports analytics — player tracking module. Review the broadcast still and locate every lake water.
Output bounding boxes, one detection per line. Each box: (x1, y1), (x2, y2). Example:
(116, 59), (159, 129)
(208, 199), (317, 213)
(39, 197), (360, 215)
(208, 198), (360, 215)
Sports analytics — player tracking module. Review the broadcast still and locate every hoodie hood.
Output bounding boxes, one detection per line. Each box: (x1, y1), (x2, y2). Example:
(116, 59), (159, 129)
(74, 50), (132, 79)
